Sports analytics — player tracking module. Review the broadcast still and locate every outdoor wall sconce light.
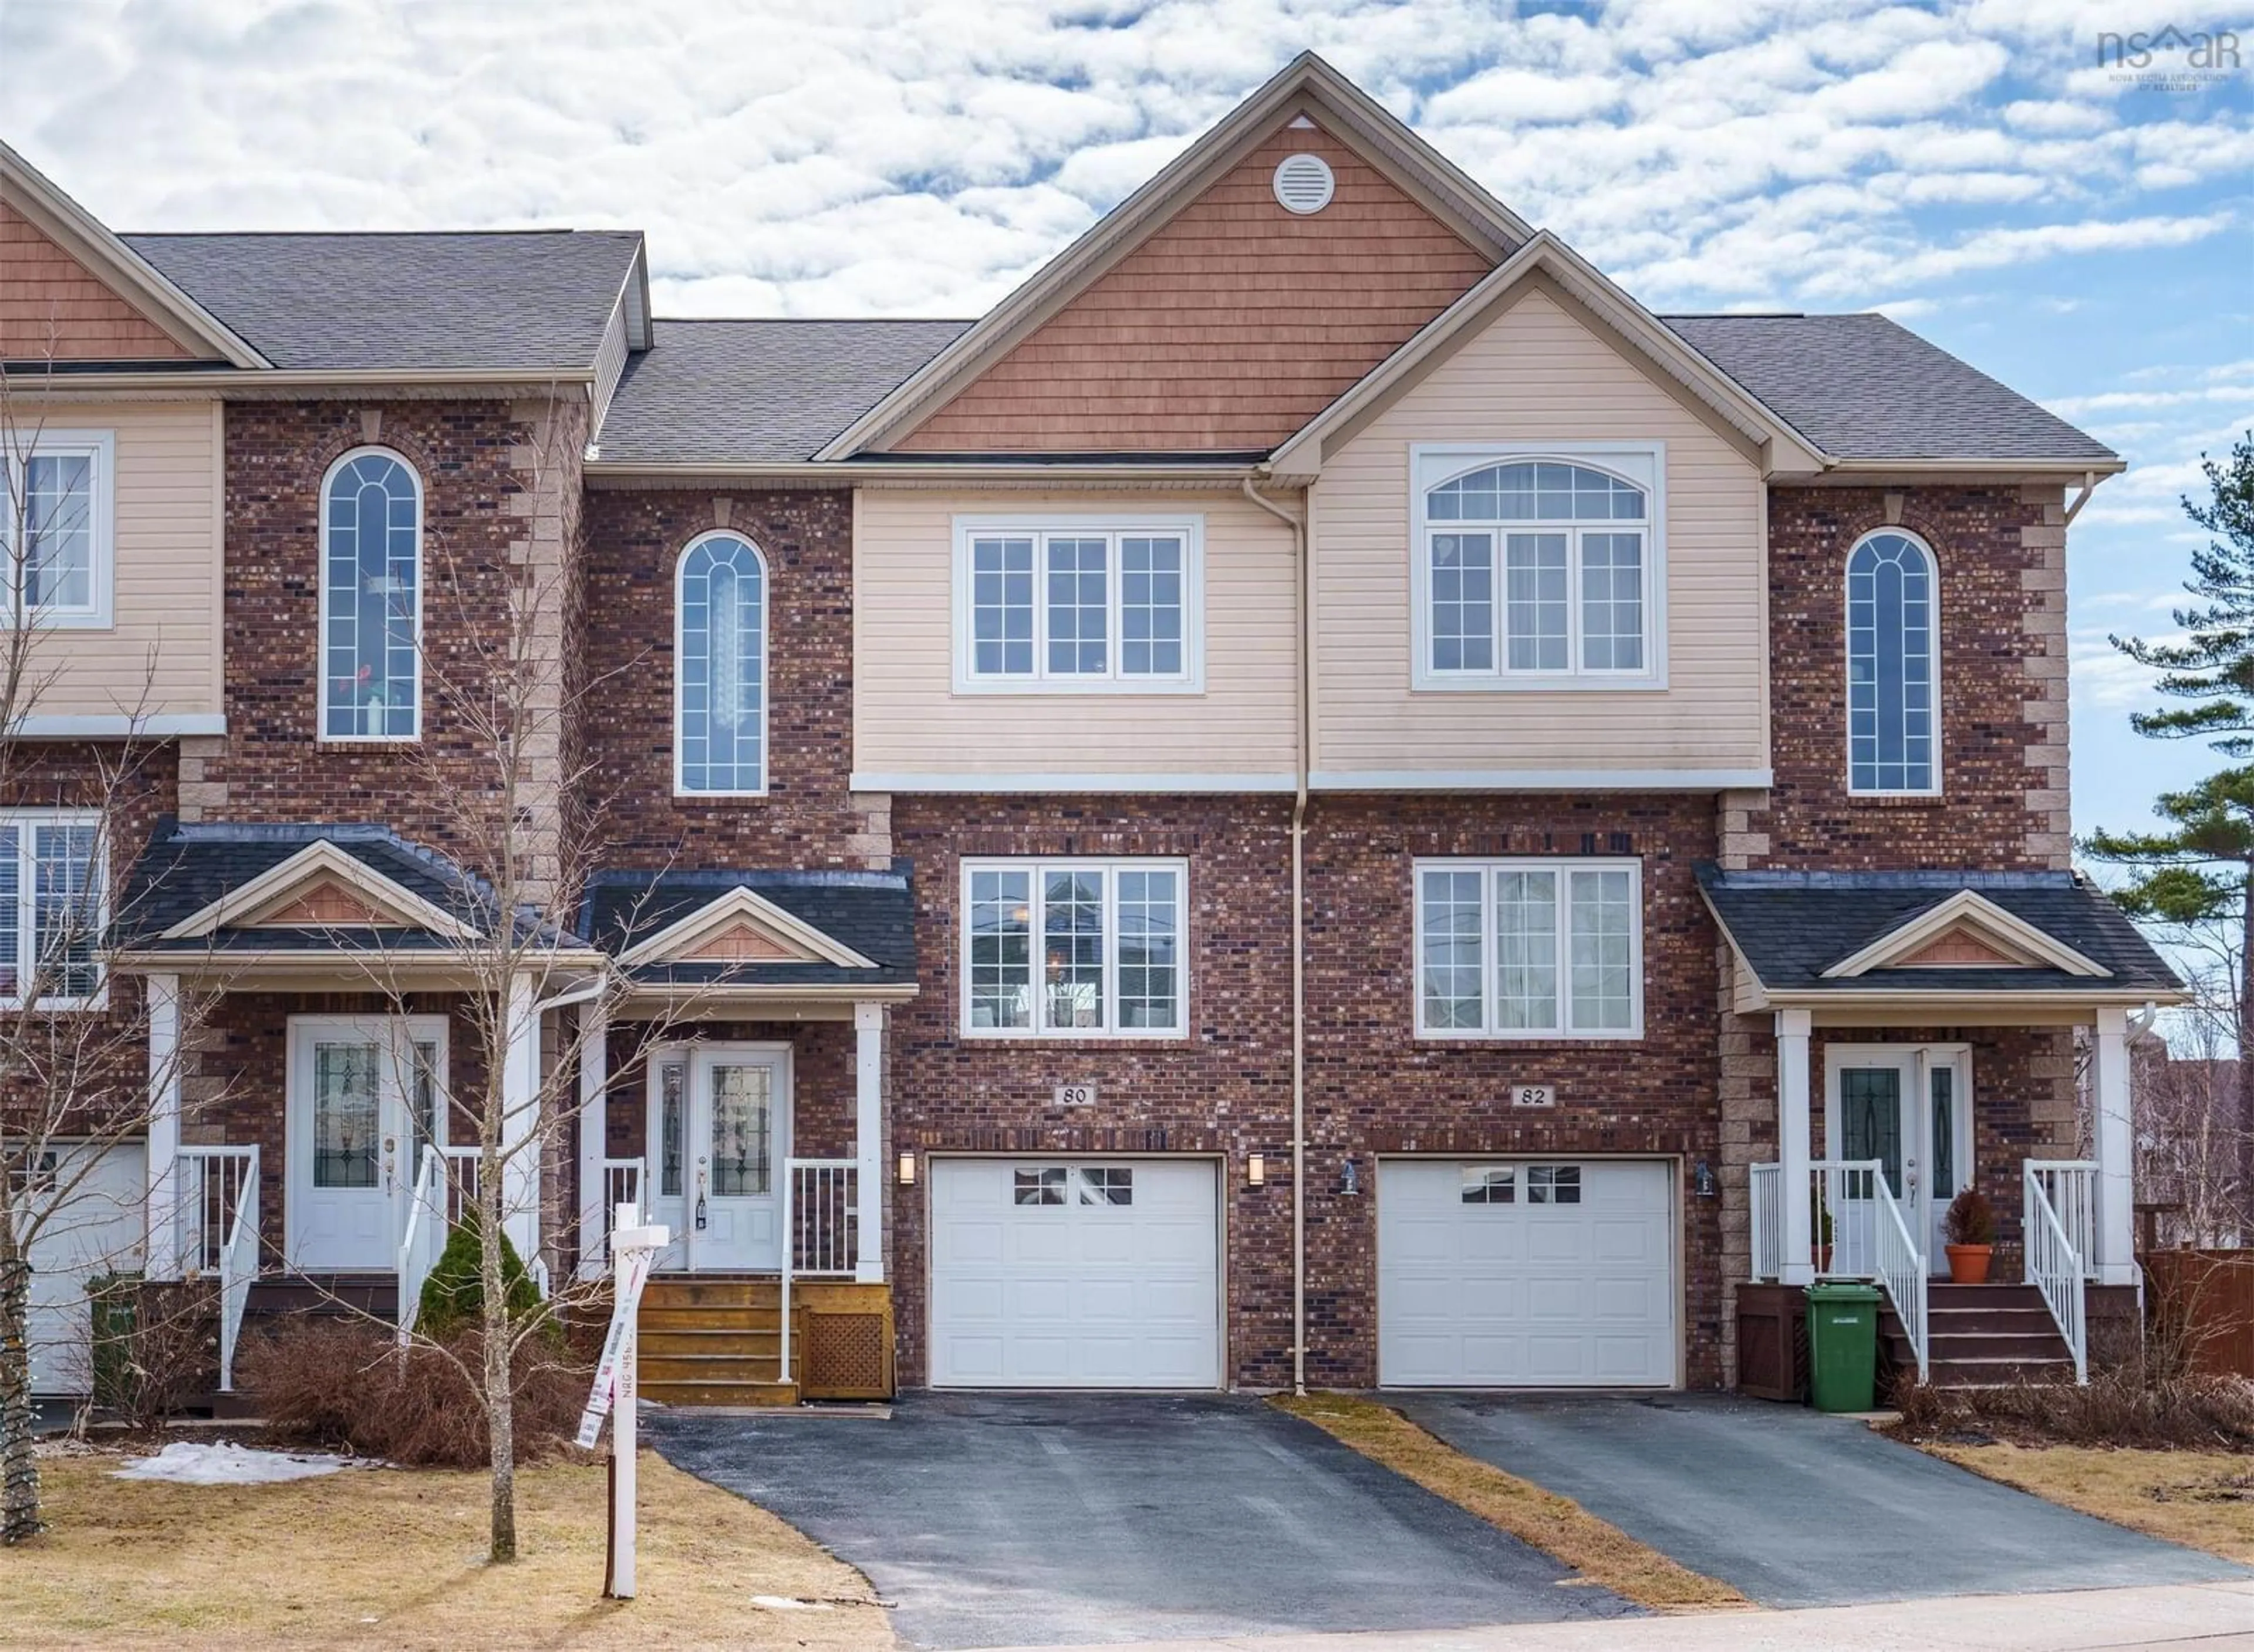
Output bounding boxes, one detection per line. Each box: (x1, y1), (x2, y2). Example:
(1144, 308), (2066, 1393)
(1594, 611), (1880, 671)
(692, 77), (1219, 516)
(1247, 1153), (1266, 1187)
(1341, 1157), (1361, 1196)
(897, 1151), (917, 1186)
(1693, 1158), (1717, 1199)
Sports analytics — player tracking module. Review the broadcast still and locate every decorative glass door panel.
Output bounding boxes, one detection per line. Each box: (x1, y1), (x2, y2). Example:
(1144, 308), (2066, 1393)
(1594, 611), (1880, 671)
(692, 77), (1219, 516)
(1830, 1048), (1971, 1278)
(287, 1021), (440, 1271)
(686, 1050), (785, 1271)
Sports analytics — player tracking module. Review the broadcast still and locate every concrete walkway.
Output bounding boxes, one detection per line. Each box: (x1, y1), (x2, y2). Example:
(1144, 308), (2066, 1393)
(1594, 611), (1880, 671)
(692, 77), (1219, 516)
(1394, 1391), (2247, 1607)
(961, 1579), (2254, 1651)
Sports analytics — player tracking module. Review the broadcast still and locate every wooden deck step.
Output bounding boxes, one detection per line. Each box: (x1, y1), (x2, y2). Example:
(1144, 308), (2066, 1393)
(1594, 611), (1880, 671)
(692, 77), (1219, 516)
(640, 1378), (801, 1408)
(1882, 1281), (2078, 1390)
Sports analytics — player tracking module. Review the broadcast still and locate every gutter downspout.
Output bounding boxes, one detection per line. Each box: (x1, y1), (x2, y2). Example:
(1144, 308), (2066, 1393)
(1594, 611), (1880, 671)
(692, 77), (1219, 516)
(1243, 473), (1310, 1396)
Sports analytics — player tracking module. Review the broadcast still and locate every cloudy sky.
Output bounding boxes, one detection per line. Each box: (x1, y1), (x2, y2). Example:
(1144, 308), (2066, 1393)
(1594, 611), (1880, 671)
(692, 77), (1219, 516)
(4, 0), (2249, 840)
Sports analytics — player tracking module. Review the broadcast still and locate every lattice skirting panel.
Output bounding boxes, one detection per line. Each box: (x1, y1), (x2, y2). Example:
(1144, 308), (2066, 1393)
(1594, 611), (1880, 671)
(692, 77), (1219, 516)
(801, 1308), (895, 1400)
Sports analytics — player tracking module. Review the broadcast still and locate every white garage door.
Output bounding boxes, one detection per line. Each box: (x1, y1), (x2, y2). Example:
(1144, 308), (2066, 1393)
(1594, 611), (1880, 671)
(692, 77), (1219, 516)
(1379, 1158), (1675, 1387)
(26, 1143), (147, 1397)
(930, 1158), (1220, 1389)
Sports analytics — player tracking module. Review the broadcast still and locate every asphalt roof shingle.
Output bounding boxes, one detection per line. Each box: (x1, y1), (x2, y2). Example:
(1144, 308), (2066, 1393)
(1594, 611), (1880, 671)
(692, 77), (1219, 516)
(582, 867), (917, 989)
(1662, 313), (2117, 464)
(123, 231), (643, 372)
(594, 319), (972, 464)
(1696, 866), (2178, 995)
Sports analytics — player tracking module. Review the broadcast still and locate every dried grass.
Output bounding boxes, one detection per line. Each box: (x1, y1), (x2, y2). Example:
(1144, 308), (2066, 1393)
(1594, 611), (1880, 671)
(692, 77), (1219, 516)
(2, 1448), (889, 1650)
(1272, 1393), (1749, 1613)
(236, 1316), (591, 1469)
(1929, 1442), (2254, 1565)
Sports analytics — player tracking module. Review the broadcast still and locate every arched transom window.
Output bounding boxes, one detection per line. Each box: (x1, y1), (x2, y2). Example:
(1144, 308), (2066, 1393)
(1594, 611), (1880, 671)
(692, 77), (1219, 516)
(320, 449), (421, 740)
(1845, 529), (1938, 794)
(676, 532), (768, 795)
(1422, 458), (1654, 681)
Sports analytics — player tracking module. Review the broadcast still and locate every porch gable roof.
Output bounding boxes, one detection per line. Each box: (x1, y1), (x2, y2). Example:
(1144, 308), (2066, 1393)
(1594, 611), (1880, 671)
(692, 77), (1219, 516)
(114, 820), (504, 954)
(582, 867), (915, 991)
(1695, 865), (2180, 1001)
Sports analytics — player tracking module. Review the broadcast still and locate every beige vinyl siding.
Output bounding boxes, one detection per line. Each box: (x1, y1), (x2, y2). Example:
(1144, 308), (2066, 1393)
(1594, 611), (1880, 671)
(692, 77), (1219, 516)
(1312, 287), (1767, 778)
(853, 488), (1298, 781)
(17, 399), (221, 722)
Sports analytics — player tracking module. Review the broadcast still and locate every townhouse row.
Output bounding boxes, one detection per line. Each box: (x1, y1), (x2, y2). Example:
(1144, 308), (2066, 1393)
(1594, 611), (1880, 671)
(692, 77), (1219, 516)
(4, 56), (2170, 1402)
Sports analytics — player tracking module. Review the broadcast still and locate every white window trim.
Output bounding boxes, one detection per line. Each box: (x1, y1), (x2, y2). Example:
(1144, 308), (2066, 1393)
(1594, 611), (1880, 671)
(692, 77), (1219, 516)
(951, 513), (1206, 694)
(673, 528), (772, 799)
(1844, 527), (1943, 799)
(0, 808), (107, 1012)
(1408, 442), (1668, 692)
(1, 428), (114, 631)
(316, 445), (424, 745)
(1412, 856), (1644, 1040)
(959, 856), (1190, 1040)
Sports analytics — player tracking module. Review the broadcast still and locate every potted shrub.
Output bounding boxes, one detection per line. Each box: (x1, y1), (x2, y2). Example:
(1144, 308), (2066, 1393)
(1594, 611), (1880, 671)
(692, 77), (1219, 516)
(1943, 1187), (1997, 1283)
(1808, 1195), (1835, 1273)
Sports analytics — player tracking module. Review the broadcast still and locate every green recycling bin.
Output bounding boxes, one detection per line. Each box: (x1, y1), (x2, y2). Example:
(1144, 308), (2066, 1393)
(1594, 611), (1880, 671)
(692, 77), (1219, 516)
(1806, 1281), (1881, 1413)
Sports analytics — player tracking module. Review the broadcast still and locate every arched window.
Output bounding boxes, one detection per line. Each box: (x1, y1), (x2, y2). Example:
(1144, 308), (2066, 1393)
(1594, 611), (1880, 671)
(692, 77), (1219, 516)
(1421, 458), (1652, 679)
(676, 532), (767, 795)
(1846, 529), (1938, 793)
(319, 449), (421, 740)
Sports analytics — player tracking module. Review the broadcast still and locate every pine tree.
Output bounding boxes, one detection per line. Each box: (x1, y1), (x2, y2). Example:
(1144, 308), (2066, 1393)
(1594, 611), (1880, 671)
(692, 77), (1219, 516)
(2085, 433), (2254, 1198)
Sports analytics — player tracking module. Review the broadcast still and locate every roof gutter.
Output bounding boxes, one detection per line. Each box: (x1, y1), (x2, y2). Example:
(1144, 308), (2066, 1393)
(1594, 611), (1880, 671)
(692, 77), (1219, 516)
(584, 458), (1265, 487)
(1, 366), (602, 394)
(1815, 457), (2129, 480)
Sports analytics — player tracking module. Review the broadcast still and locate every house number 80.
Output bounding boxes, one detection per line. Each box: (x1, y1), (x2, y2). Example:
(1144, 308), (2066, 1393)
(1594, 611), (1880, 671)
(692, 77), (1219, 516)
(1054, 1083), (1098, 1108)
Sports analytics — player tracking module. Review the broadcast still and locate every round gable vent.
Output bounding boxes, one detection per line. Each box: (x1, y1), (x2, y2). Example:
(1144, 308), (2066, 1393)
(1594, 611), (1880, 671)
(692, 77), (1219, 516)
(1273, 153), (1335, 215)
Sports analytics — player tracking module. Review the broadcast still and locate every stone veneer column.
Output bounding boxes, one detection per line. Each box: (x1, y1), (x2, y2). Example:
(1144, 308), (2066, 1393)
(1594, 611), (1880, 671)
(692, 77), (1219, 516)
(2020, 484), (2073, 871)
(174, 735), (228, 823)
(504, 397), (586, 913)
(847, 791), (894, 870)
(1715, 786), (1774, 1387)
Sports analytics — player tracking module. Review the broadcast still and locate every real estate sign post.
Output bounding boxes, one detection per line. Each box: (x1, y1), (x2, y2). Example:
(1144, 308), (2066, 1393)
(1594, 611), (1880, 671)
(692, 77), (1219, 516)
(589, 1206), (666, 1599)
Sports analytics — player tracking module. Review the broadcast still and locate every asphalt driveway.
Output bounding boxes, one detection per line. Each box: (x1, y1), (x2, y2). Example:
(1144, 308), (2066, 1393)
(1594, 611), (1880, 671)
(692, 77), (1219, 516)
(650, 1391), (1636, 1650)
(1395, 1391), (2249, 1609)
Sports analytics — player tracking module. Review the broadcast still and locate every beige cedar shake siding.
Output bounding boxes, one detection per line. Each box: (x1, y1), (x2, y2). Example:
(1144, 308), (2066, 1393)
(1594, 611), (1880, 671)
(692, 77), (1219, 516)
(1310, 285), (1768, 778)
(851, 489), (1298, 782)
(9, 399), (222, 724)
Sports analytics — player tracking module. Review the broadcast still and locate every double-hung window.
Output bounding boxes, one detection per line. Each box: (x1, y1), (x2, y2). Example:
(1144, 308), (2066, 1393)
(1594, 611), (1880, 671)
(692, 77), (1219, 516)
(1413, 447), (1662, 688)
(1415, 858), (1641, 1038)
(961, 859), (1186, 1037)
(954, 516), (1203, 691)
(319, 447), (422, 741)
(1846, 529), (1939, 795)
(1, 429), (113, 629)
(0, 813), (103, 1008)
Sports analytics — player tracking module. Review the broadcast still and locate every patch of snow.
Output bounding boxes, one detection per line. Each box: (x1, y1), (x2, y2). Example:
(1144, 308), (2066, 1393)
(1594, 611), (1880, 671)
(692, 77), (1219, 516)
(750, 1596), (835, 1612)
(110, 1441), (378, 1486)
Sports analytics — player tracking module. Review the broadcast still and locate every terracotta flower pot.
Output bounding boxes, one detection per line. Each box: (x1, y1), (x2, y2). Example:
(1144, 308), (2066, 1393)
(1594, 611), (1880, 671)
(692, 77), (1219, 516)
(1945, 1243), (1993, 1285)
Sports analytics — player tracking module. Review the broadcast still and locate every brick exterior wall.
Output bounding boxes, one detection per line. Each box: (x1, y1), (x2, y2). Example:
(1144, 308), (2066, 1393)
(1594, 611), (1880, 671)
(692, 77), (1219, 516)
(189, 398), (581, 867)
(1753, 484), (2070, 871)
(1303, 793), (1728, 1389)
(580, 487), (885, 869)
(887, 794), (1297, 1387)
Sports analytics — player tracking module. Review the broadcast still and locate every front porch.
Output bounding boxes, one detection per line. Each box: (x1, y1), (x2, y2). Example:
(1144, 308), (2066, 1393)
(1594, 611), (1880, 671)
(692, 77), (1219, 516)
(112, 827), (916, 1405)
(1702, 864), (2181, 1391)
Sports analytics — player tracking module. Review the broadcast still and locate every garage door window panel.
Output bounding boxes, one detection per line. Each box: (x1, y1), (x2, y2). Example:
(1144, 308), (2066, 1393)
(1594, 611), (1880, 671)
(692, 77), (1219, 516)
(962, 859), (1186, 1038)
(1461, 1166), (1516, 1204)
(1416, 858), (1642, 1039)
(1014, 1166), (1068, 1206)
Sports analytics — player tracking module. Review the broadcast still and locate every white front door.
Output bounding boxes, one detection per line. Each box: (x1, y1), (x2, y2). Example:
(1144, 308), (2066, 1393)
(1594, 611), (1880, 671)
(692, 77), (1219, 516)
(684, 1047), (786, 1271)
(929, 1158), (1222, 1388)
(1378, 1158), (1676, 1387)
(1828, 1046), (1971, 1273)
(286, 1018), (447, 1272)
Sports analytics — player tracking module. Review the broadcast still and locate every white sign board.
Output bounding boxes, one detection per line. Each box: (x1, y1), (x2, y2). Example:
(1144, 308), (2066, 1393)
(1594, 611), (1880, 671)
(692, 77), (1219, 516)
(595, 1210), (667, 1601)
(578, 1241), (657, 1448)
(1509, 1084), (1557, 1109)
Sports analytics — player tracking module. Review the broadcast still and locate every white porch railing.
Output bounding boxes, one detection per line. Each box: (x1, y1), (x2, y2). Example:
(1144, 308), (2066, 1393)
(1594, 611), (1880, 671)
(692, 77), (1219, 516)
(2024, 1161), (2093, 1384)
(175, 1145), (259, 1392)
(778, 1157), (859, 1386)
(600, 1157), (645, 1254)
(1749, 1159), (1926, 1380)
(1749, 1162), (1782, 1284)
(396, 1146), (492, 1342)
